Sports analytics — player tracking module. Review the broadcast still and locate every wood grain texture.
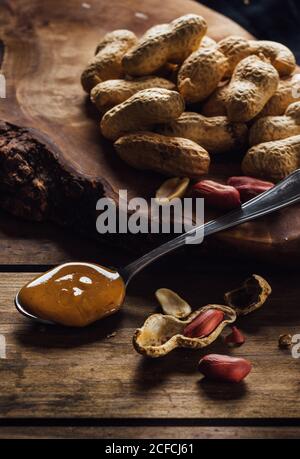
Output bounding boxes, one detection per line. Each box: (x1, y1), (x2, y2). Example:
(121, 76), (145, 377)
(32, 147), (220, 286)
(0, 210), (132, 266)
(1, 426), (300, 439)
(0, 1), (299, 437)
(0, 268), (299, 420)
(1, 0), (299, 261)
(2, 210), (298, 268)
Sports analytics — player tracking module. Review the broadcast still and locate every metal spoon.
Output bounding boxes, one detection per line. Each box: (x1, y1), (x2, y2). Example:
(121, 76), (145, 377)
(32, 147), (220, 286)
(15, 169), (300, 324)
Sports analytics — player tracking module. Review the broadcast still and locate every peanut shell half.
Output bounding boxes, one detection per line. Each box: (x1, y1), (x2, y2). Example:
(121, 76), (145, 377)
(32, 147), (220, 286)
(224, 274), (272, 316)
(133, 304), (236, 358)
(155, 288), (192, 318)
(155, 178), (190, 204)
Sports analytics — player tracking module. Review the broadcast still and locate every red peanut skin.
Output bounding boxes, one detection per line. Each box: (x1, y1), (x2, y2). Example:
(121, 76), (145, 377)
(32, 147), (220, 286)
(227, 176), (274, 202)
(193, 180), (241, 210)
(224, 326), (245, 346)
(183, 309), (224, 338)
(227, 176), (274, 187)
(198, 354), (252, 382)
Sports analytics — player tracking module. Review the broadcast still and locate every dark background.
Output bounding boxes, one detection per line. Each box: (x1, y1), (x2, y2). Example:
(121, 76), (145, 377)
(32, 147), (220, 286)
(199, 0), (300, 63)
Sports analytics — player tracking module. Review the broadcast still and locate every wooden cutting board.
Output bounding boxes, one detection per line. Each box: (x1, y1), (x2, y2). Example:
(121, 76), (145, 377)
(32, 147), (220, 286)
(0, 0), (299, 262)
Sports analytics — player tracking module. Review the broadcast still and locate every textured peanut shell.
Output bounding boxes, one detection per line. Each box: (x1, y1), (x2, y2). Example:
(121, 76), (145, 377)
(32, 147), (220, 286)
(251, 40), (296, 76)
(81, 30), (137, 93)
(177, 47), (229, 103)
(201, 84), (229, 117)
(224, 274), (272, 316)
(122, 14), (207, 76)
(154, 62), (179, 83)
(204, 74), (300, 119)
(114, 132), (210, 178)
(242, 135), (300, 181)
(133, 304), (236, 358)
(200, 36), (217, 49)
(258, 75), (300, 117)
(226, 55), (279, 122)
(218, 36), (296, 77)
(249, 102), (300, 146)
(100, 88), (184, 140)
(91, 77), (175, 113)
(217, 36), (250, 77)
(158, 112), (248, 154)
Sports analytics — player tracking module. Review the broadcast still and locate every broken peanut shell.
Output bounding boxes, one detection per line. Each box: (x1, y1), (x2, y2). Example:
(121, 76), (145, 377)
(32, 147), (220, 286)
(278, 334), (292, 348)
(155, 177), (190, 204)
(155, 288), (192, 318)
(224, 274), (272, 316)
(133, 304), (236, 358)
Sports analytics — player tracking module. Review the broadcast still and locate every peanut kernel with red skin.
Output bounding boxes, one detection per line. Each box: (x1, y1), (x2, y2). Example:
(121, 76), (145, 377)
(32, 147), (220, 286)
(198, 354), (252, 383)
(183, 309), (224, 338)
(224, 326), (245, 346)
(193, 180), (241, 210)
(227, 176), (274, 202)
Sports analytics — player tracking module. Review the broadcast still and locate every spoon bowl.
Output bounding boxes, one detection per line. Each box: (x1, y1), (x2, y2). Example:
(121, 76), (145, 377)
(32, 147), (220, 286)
(15, 292), (55, 324)
(15, 262), (125, 327)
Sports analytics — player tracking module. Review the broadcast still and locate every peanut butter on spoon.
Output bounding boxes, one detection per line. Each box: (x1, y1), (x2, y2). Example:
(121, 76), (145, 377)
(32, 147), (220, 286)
(18, 263), (125, 327)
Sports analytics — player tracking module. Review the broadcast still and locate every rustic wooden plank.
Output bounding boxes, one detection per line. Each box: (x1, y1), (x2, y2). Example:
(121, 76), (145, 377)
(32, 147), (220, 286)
(1, 426), (300, 439)
(0, 269), (299, 419)
(2, 210), (299, 270)
(0, 211), (131, 266)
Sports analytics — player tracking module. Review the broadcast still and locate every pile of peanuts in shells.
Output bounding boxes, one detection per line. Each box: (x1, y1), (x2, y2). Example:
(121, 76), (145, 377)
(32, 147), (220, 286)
(81, 14), (300, 208)
(81, 15), (298, 382)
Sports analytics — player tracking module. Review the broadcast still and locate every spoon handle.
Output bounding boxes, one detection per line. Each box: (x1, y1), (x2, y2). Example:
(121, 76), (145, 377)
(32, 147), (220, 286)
(121, 170), (300, 284)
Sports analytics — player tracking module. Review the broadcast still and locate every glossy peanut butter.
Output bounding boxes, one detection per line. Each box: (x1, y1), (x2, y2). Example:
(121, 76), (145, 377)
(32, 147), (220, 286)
(18, 262), (125, 327)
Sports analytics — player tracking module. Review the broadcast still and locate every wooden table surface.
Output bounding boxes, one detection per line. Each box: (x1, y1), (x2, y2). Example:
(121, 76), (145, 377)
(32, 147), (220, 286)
(0, 210), (299, 439)
(0, 0), (299, 440)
